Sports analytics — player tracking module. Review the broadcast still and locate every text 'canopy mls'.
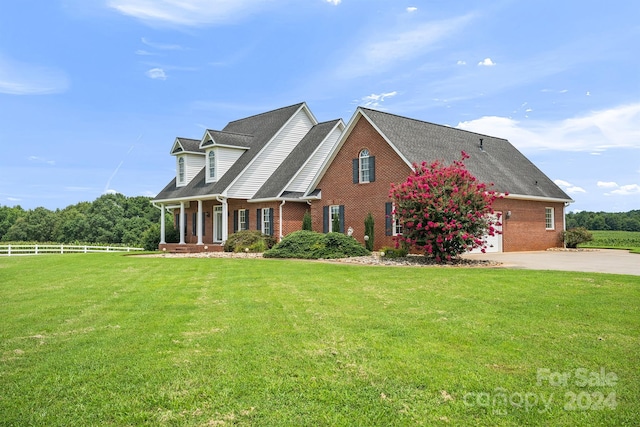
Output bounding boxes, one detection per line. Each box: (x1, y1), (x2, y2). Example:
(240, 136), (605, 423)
(389, 151), (505, 262)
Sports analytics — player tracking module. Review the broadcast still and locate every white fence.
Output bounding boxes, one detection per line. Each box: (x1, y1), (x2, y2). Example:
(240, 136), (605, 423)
(0, 244), (144, 256)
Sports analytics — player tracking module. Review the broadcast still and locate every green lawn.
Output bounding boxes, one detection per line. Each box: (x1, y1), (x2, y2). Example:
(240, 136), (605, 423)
(1, 254), (638, 426)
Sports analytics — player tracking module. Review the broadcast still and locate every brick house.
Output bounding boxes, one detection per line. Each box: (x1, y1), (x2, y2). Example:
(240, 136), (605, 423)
(153, 104), (572, 252)
(153, 103), (344, 252)
(305, 107), (573, 252)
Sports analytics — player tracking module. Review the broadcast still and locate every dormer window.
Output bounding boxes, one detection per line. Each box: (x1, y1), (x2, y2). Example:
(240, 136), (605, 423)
(208, 150), (216, 180)
(178, 157), (185, 185)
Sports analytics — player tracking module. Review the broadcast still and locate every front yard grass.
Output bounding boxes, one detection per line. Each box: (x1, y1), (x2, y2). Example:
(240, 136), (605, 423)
(0, 254), (638, 426)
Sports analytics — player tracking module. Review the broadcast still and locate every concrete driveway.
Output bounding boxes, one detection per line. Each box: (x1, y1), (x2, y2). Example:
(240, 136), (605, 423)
(463, 249), (640, 276)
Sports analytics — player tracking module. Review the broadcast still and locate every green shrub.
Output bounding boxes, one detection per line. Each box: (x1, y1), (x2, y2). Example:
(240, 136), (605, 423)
(224, 230), (276, 253)
(302, 210), (312, 231)
(264, 231), (369, 259)
(563, 227), (593, 248)
(379, 246), (408, 258)
(141, 223), (179, 251)
(364, 212), (374, 251)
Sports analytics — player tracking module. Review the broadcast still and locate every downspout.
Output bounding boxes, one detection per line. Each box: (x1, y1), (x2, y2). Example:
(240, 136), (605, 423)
(279, 200), (286, 241)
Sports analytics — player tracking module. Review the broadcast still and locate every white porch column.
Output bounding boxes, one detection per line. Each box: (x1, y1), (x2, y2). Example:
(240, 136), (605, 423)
(179, 202), (186, 244)
(221, 198), (229, 243)
(160, 204), (166, 244)
(197, 200), (203, 245)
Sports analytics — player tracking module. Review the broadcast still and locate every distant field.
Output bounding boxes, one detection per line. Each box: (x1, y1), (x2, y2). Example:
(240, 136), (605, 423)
(579, 230), (640, 253)
(1, 254), (638, 426)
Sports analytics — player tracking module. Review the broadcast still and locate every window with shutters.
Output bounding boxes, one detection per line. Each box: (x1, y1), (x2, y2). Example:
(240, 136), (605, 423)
(329, 205), (340, 232)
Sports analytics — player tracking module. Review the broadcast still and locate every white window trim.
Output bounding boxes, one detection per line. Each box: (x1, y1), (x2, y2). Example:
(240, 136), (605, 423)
(329, 205), (340, 232)
(206, 149), (216, 183)
(177, 156), (185, 186)
(262, 209), (272, 236)
(359, 149), (370, 183)
(545, 207), (555, 230)
(239, 209), (247, 231)
(392, 203), (402, 236)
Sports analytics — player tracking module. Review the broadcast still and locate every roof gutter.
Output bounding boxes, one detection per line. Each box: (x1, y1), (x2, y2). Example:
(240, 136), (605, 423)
(504, 193), (574, 204)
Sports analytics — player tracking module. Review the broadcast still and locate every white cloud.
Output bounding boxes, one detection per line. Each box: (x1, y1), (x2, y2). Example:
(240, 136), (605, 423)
(146, 68), (167, 80)
(28, 156), (56, 166)
(597, 181), (618, 188)
(457, 60), (466, 65)
(609, 184), (640, 196)
(456, 103), (640, 152)
(0, 54), (69, 95)
(326, 0), (341, 5)
(478, 57), (496, 67)
(554, 179), (586, 194)
(407, 7), (418, 13)
(141, 37), (184, 51)
(108, 0), (275, 26)
(359, 91), (398, 108)
(335, 13), (474, 79)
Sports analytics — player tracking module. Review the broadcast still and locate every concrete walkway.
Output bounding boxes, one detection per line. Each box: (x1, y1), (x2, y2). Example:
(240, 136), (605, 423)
(462, 249), (640, 276)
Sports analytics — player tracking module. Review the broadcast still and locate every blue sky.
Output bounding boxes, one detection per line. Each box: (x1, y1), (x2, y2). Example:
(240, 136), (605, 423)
(1, 0), (638, 212)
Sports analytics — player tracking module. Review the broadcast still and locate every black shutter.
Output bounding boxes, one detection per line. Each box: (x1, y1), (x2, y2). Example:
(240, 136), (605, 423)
(339, 205), (345, 233)
(352, 158), (359, 183)
(233, 210), (238, 233)
(369, 156), (375, 182)
(257, 209), (262, 231)
(323, 206), (329, 233)
(269, 208), (275, 236)
(245, 209), (250, 231)
(385, 202), (393, 236)
(192, 212), (197, 235)
(202, 212), (206, 236)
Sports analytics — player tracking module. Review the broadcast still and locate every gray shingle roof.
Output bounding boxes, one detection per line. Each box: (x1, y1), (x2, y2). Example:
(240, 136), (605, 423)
(253, 120), (341, 200)
(360, 108), (572, 201)
(171, 137), (203, 154)
(200, 131), (253, 148)
(154, 103), (305, 202)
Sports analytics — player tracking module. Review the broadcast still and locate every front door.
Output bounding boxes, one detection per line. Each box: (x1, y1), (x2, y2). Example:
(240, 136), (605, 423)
(213, 205), (223, 242)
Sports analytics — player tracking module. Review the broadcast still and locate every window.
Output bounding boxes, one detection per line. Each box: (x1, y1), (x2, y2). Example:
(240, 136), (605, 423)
(178, 157), (185, 184)
(545, 207), (555, 230)
(262, 208), (272, 236)
(239, 209), (247, 231)
(323, 205), (344, 233)
(329, 205), (340, 232)
(208, 150), (216, 180)
(352, 150), (375, 184)
(234, 209), (248, 232)
(385, 202), (402, 236)
(359, 149), (370, 183)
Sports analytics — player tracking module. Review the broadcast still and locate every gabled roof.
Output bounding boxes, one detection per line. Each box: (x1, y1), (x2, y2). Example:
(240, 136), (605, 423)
(253, 119), (342, 200)
(154, 103), (308, 202)
(171, 137), (204, 155)
(200, 130), (253, 149)
(308, 107), (571, 202)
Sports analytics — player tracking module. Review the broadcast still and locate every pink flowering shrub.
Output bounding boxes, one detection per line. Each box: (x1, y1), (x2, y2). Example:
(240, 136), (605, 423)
(389, 152), (504, 262)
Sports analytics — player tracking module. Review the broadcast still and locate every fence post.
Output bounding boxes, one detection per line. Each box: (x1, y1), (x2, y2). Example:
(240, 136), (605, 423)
(35, 245), (38, 255)
(8, 245), (10, 256)
(61, 244), (64, 254)
(84, 246), (88, 253)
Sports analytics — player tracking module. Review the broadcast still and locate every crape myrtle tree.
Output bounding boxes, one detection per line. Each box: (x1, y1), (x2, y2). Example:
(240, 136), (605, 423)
(389, 151), (504, 262)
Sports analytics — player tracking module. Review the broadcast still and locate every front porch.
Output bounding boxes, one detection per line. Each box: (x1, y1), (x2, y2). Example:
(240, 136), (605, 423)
(159, 243), (224, 254)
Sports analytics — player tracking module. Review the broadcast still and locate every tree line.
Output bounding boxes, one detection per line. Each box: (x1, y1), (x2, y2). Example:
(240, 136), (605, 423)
(0, 193), (165, 248)
(566, 210), (640, 231)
